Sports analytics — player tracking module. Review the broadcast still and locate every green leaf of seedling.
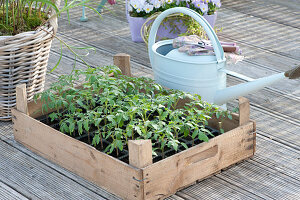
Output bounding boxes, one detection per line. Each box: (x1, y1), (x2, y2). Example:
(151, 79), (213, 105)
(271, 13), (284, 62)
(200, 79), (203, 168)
(184, 126), (189, 137)
(109, 144), (115, 154)
(95, 118), (102, 127)
(220, 128), (225, 134)
(192, 129), (198, 139)
(152, 150), (158, 156)
(116, 140), (123, 151)
(84, 120), (89, 132)
(135, 126), (142, 135)
(42, 103), (48, 114)
(66, 95), (73, 102)
(77, 121), (83, 135)
(107, 115), (115, 122)
(104, 144), (111, 154)
(152, 123), (158, 130)
(232, 107), (239, 113)
(69, 103), (76, 113)
(49, 113), (58, 122)
(60, 122), (69, 134)
(228, 114), (232, 120)
(161, 111), (168, 120)
(198, 132), (209, 142)
(91, 99), (96, 107)
(181, 142), (188, 150)
(216, 112), (220, 119)
(77, 99), (85, 108)
(168, 140), (179, 151)
(63, 100), (68, 108)
(69, 121), (75, 134)
(92, 134), (100, 147)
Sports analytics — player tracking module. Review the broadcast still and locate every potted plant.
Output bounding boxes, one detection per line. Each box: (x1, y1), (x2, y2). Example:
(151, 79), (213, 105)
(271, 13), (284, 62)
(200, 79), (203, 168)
(34, 65), (232, 158)
(127, 0), (221, 42)
(12, 55), (256, 199)
(0, 0), (101, 121)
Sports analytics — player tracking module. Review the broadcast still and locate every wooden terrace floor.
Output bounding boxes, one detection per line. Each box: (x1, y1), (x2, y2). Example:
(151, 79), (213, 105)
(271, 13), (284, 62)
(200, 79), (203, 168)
(0, 0), (300, 199)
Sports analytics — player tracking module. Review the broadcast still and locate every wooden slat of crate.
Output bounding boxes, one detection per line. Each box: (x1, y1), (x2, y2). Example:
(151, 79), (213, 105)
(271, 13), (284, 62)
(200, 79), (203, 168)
(12, 109), (143, 200)
(142, 121), (255, 200)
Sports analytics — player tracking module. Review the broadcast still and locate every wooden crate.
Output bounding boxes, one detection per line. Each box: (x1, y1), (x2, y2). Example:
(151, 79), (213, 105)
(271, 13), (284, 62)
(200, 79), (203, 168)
(12, 54), (256, 200)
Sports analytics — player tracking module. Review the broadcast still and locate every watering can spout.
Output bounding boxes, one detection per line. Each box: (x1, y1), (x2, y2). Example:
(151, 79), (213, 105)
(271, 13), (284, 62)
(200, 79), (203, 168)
(214, 65), (300, 105)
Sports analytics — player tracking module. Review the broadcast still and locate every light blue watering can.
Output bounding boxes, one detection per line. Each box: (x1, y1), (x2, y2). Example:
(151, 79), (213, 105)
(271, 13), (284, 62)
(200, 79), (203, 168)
(148, 7), (300, 107)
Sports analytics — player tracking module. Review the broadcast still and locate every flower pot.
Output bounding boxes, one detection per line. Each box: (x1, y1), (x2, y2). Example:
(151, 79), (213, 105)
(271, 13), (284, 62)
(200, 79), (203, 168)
(128, 15), (148, 42)
(0, 1), (60, 121)
(204, 12), (218, 28)
(128, 13), (217, 43)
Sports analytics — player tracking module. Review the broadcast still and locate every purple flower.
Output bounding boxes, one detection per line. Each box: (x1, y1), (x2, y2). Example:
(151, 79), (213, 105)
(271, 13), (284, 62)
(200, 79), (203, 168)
(194, 2), (208, 13)
(211, 0), (221, 7)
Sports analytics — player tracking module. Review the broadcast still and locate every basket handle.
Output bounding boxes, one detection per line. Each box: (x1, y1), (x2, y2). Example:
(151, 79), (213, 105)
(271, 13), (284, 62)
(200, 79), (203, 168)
(48, 0), (61, 35)
(148, 7), (225, 64)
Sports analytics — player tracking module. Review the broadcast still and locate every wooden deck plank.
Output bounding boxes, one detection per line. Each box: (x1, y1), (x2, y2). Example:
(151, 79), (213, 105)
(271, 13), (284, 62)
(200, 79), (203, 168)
(253, 135), (300, 181)
(165, 195), (186, 200)
(4, 138), (122, 200)
(216, 9), (300, 60)
(227, 99), (300, 151)
(0, 122), (13, 140)
(180, 176), (264, 200)
(221, 0), (300, 28)
(228, 77), (300, 122)
(179, 134), (300, 199)
(216, 161), (300, 199)
(0, 140), (113, 200)
(0, 0), (299, 199)
(0, 181), (29, 200)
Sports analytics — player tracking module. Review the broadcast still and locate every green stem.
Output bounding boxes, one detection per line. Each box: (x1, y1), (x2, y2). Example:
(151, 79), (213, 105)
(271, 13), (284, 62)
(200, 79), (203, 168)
(87, 130), (90, 144)
(5, 0), (8, 25)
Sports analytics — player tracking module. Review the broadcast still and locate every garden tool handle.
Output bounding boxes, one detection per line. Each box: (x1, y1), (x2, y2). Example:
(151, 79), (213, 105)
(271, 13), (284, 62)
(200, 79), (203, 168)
(284, 65), (300, 79)
(148, 7), (225, 64)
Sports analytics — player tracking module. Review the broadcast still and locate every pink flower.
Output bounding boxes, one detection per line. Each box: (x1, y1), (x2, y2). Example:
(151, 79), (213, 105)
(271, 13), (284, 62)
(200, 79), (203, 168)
(108, 0), (116, 5)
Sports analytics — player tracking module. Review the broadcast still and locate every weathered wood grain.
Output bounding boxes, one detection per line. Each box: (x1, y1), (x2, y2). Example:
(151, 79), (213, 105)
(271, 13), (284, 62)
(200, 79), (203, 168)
(216, 161), (300, 199)
(16, 84), (29, 115)
(227, 77), (300, 122)
(180, 176), (264, 200)
(0, 140), (108, 199)
(142, 122), (255, 200)
(12, 109), (143, 200)
(221, 0), (300, 28)
(0, 0), (299, 199)
(4, 138), (122, 200)
(0, 181), (29, 200)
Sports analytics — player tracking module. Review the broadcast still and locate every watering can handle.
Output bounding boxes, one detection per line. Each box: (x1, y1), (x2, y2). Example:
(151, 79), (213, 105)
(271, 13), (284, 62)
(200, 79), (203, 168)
(148, 7), (225, 64)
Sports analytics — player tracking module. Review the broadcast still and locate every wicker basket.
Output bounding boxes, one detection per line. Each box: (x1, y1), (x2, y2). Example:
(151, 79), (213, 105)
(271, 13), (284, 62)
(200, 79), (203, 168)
(0, 2), (59, 121)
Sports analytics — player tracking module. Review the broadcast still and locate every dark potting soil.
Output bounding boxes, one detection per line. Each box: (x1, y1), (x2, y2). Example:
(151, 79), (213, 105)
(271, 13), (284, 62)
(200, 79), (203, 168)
(36, 114), (221, 164)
